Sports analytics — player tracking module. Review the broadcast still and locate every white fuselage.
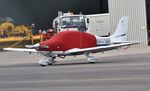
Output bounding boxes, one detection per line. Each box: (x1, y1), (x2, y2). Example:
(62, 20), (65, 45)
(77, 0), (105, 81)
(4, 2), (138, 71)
(95, 36), (111, 46)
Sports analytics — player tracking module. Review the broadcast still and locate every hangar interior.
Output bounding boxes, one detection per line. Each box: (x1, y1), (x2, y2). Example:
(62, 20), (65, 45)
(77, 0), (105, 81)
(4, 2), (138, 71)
(0, 0), (108, 30)
(146, 0), (150, 45)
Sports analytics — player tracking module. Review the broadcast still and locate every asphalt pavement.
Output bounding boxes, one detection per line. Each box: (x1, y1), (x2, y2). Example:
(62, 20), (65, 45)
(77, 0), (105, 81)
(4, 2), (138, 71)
(0, 47), (150, 91)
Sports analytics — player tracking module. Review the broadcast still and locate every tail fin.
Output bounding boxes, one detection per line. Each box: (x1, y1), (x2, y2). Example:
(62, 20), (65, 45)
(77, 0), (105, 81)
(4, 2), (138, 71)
(110, 16), (129, 43)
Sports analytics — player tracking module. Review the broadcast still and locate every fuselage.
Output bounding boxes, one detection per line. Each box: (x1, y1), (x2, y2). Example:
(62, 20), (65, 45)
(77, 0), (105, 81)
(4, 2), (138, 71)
(39, 31), (97, 51)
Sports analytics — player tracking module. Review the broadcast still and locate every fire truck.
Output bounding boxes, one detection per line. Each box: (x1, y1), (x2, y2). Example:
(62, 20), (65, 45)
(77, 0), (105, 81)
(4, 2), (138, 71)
(53, 11), (89, 33)
(52, 11), (110, 36)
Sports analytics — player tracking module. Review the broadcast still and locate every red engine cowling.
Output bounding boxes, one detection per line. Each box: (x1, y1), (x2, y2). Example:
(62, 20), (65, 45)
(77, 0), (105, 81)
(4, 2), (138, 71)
(39, 31), (96, 51)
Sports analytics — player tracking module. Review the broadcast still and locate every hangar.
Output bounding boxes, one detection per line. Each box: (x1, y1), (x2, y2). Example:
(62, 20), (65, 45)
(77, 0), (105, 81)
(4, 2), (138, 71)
(108, 0), (149, 46)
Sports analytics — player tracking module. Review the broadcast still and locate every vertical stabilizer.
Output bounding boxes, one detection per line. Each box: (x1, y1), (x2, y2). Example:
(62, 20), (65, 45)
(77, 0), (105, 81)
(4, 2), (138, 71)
(110, 16), (129, 43)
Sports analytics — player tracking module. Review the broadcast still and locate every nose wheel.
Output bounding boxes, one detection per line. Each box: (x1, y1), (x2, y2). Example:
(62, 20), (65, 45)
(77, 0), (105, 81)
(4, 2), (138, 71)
(38, 57), (56, 67)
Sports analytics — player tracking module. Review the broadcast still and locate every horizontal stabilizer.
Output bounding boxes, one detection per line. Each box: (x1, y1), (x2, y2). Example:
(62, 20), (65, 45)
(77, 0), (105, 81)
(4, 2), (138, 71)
(112, 41), (141, 44)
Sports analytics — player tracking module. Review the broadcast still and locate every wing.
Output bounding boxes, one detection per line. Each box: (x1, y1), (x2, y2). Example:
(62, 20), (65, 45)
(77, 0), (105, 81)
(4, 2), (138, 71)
(2, 42), (140, 55)
(65, 42), (140, 55)
(2, 48), (37, 53)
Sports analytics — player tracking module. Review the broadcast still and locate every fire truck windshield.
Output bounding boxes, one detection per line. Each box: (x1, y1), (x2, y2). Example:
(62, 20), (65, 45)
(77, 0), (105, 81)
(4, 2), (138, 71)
(60, 16), (86, 31)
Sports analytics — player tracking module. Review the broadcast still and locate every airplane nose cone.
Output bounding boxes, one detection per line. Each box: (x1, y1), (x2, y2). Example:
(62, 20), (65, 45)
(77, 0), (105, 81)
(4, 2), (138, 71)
(40, 40), (63, 51)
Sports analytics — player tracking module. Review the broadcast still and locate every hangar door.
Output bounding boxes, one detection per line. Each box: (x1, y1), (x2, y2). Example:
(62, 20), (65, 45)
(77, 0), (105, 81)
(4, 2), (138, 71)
(146, 0), (150, 46)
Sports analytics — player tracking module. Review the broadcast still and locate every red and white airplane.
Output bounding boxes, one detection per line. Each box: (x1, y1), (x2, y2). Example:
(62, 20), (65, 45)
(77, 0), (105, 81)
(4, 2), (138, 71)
(3, 16), (139, 66)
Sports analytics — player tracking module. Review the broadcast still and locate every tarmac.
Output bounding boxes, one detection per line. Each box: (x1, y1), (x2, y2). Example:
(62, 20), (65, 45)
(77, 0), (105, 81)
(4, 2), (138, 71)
(1, 46), (149, 66)
(0, 46), (150, 91)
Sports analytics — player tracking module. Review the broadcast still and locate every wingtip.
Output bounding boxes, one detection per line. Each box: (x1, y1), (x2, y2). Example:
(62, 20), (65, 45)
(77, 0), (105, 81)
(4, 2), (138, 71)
(0, 48), (9, 51)
(0, 48), (3, 51)
(0, 48), (5, 51)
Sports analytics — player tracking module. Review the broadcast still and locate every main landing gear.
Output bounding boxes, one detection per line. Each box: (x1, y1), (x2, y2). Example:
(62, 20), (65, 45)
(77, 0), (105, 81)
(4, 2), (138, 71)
(85, 53), (99, 63)
(38, 53), (99, 67)
(88, 56), (99, 63)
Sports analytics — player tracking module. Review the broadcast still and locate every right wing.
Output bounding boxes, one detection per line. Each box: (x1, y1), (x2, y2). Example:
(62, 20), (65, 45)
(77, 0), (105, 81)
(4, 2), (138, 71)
(65, 42), (140, 55)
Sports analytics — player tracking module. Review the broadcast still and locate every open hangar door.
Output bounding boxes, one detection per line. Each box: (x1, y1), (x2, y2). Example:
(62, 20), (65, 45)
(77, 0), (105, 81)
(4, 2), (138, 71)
(146, 0), (150, 46)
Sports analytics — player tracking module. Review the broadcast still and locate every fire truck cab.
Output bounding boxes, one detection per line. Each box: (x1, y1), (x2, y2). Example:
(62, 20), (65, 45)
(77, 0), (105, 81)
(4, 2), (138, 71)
(53, 11), (89, 33)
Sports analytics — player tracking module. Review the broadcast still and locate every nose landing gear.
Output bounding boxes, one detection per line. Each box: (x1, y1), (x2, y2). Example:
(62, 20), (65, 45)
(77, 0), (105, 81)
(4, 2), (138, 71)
(38, 56), (56, 67)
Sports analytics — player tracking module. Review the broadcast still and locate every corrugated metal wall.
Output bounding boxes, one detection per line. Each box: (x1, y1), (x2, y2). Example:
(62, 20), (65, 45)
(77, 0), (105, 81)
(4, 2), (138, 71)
(108, 0), (148, 46)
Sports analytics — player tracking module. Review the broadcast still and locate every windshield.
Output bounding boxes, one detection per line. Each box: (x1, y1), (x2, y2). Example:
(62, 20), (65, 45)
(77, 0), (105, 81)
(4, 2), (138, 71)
(60, 16), (86, 31)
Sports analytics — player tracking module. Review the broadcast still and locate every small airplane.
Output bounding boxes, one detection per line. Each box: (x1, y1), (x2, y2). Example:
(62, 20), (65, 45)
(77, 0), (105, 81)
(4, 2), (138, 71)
(3, 16), (140, 66)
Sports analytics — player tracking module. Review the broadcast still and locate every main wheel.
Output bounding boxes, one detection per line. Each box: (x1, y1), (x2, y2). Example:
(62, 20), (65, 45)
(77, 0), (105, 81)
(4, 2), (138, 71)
(88, 56), (99, 63)
(47, 61), (55, 65)
(40, 64), (47, 67)
(89, 61), (96, 64)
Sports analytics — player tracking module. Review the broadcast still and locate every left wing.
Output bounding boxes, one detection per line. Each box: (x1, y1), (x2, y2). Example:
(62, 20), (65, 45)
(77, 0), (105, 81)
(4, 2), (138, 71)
(3, 48), (37, 53)
(65, 42), (140, 55)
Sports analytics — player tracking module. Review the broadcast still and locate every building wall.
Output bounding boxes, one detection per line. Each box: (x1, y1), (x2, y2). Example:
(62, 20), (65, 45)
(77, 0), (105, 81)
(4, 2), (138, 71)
(108, 0), (148, 46)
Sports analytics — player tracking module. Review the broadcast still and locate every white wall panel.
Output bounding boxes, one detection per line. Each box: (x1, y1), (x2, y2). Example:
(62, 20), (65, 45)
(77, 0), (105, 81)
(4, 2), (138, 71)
(108, 0), (148, 46)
